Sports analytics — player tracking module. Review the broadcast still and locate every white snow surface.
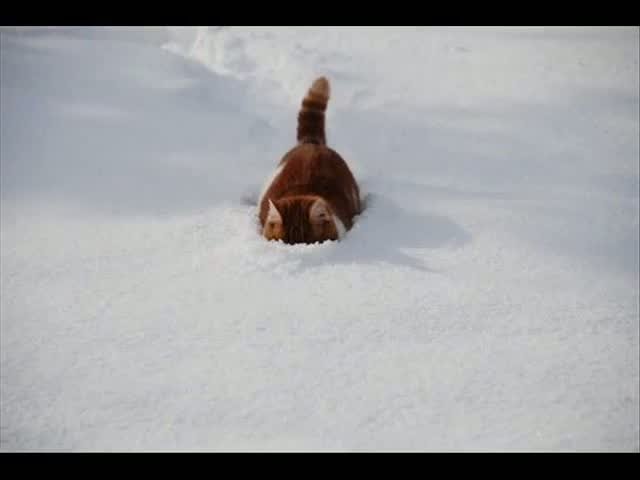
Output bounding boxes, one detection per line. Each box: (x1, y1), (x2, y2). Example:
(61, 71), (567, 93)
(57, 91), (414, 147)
(1, 26), (638, 451)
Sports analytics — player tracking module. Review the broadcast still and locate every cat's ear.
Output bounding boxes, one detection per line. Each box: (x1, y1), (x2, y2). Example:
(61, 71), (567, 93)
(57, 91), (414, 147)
(309, 198), (332, 223)
(267, 198), (283, 224)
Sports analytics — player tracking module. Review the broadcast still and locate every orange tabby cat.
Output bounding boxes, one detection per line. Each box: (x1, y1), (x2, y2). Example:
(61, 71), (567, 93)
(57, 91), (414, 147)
(258, 77), (361, 244)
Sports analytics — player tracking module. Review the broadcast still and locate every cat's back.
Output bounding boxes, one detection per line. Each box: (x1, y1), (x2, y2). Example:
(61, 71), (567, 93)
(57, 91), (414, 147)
(273, 144), (357, 198)
(259, 143), (360, 225)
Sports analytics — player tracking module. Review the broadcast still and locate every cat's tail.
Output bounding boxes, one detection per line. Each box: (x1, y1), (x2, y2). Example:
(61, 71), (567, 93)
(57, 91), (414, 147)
(297, 76), (330, 145)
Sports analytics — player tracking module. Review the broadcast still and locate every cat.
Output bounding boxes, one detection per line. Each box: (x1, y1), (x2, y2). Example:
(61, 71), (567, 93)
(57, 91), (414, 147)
(258, 76), (361, 244)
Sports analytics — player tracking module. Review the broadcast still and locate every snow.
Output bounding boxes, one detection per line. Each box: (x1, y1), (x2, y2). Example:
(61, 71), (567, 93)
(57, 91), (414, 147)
(1, 26), (638, 452)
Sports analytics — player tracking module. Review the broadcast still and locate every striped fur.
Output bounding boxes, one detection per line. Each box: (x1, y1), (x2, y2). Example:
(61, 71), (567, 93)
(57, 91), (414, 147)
(297, 76), (330, 145)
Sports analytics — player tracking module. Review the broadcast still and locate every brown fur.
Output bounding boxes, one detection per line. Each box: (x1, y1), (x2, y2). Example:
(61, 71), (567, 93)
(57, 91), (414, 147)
(259, 77), (361, 244)
(297, 77), (330, 145)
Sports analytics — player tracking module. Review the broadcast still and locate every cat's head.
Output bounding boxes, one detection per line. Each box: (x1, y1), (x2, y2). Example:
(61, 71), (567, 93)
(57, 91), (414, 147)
(263, 195), (340, 245)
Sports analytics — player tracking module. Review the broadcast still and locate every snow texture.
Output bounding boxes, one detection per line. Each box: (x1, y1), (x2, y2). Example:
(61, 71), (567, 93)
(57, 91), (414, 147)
(1, 26), (638, 451)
